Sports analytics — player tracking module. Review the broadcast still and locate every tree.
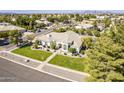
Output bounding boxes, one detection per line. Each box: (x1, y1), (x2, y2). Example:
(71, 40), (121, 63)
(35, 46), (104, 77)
(70, 14), (74, 18)
(59, 15), (69, 22)
(50, 41), (56, 49)
(93, 21), (97, 29)
(25, 34), (35, 43)
(75, 16), (83, 21)
(102, 18), (111, 28)
(47, 17), (56, 23)
(54, 28), (66, 33)
(82, 37), (93, 49)
(84, 15), (90, 20)
(7, 30), (22, 45)
(0, 32), (8, 38)
(33, 40), (39, 49)
(36, 23), (46, 29)
(92, 30), (100, 37)
(8, 30), (18, 36)
(85, 25), (124, 82)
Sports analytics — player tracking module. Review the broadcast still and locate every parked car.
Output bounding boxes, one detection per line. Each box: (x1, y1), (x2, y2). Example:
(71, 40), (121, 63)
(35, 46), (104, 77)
(0, 39), (9, 46)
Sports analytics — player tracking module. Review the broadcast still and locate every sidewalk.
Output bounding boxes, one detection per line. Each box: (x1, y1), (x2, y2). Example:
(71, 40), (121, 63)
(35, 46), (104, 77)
(36, 52), (57, 69)
(0, 51), (41, 68)
(42, 64), (89, 82)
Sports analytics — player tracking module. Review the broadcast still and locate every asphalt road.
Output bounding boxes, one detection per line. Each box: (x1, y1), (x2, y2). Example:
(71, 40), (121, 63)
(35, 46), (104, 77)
(0, 57), (69, 82)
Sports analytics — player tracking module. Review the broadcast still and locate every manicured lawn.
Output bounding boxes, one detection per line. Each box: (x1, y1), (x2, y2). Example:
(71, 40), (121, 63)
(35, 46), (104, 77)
(12, 46), (52, 61)
(49, 55), (88, 72)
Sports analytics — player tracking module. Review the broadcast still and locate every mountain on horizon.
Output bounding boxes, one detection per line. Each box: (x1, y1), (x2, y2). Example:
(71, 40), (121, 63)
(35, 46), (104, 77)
(0, 10), (124, 14)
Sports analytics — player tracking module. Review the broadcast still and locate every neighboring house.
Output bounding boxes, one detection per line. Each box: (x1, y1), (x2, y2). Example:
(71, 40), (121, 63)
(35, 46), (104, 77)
(22, 32), (35, 41)
(35, 18), (52, 26)
(0, 22), (25, 32)
(33, 31), (82, 53)
(75, 24), (94, 30)
(82, 24), (94, 30)
(97, 23), (105, 31)
(11, 18), (16, 22)
(96, 15), (105, 20)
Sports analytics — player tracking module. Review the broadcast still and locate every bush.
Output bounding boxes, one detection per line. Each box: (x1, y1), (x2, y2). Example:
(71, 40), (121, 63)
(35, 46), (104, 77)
(33, 43), (38, 49)
(50, 41), (56, 49)
(68, 48), (76, 53)
(80, 50), (85, 55)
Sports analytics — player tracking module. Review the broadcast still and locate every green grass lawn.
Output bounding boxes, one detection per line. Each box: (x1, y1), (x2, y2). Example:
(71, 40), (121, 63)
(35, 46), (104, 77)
(49, 55), (88, 72)
(12, 46), (52, 61)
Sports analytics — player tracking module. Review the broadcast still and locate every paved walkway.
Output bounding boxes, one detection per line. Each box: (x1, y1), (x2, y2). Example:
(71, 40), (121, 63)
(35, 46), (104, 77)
(36, 52), (57, 69)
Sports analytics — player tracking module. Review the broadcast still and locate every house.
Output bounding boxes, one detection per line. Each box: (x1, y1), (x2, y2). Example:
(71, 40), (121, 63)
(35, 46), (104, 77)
(75, 24), (94, 30)
(22, 32), (35, 41)
(33, 31), (82, 53)
(97, 23), (105, 31)
(35, 18), (52, 26)
(82, 24), (94, 30)
(96, 15), (105, 20)
(0, 22), (25, 32)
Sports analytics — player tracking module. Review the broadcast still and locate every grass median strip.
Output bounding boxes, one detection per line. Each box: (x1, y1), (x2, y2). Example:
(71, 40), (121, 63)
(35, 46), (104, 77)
(11, 46), (52, 61)
(49, 55), (88, 72)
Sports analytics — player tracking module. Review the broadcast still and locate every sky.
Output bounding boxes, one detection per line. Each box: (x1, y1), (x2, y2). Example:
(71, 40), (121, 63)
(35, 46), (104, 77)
(0, 0), (124, 10)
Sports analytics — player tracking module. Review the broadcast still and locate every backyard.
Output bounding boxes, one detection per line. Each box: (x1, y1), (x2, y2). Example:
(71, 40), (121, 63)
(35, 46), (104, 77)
(49, 54), (88, 72)
(11, 46), (52, 61)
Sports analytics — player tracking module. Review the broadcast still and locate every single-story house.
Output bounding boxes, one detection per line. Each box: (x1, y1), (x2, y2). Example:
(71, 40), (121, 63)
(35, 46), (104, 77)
(75, 24), (94, 30)
(33, 31), (82, 53)
(35, 19), (52, 26)
(96, 15), (105, 20)
(0, 22), (25, 32)
(97, 23), (105, 31)
(22, 32), (35, 41)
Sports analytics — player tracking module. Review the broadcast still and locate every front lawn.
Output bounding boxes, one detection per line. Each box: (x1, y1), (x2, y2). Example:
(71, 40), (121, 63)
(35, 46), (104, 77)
(11, 46), (52, 61)
(49, 55), (88, 72)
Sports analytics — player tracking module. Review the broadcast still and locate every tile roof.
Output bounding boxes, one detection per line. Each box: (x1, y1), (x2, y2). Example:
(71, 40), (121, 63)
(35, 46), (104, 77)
(35, 31), (82, 49)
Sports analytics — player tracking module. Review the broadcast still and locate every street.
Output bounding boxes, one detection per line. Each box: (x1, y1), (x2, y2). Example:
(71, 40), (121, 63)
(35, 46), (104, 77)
(0, 57), (69, 82)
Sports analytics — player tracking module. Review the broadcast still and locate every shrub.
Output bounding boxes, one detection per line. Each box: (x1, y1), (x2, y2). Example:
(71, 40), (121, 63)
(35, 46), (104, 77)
(68, 48), (76, 53)
(80, 50), (85, 55)
(50, 41), (56, 49)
